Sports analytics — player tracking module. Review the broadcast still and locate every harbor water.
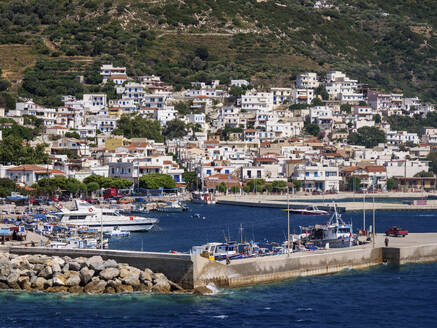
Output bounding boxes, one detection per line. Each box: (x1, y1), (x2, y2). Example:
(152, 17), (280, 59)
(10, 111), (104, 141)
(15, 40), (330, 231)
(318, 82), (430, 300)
(1, 204), (437, 327)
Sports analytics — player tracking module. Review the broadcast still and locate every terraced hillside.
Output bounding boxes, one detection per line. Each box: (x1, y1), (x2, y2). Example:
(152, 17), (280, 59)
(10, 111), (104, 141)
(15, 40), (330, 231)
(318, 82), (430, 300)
(0, 0), (436, 106)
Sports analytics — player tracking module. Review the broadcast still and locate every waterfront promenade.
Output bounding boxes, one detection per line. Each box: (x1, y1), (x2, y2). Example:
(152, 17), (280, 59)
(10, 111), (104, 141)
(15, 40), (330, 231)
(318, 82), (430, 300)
(217, 192), (437, 212)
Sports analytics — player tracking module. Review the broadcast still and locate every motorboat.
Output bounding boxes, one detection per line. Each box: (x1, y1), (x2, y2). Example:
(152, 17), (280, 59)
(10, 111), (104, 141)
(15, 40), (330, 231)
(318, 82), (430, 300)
(191, 192), (216, 205)
(192, 242), (238, 260)
(157, 200), (188, 213)
(299, 205), (356, 248)
(284, 205), (328, 215)
(105, 226), (131, 238)
(59, 200), (158, 232)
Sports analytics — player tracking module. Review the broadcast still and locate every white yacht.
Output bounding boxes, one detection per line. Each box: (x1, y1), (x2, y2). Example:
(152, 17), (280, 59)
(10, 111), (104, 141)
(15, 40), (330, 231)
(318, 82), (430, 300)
(59, 200), (158, 232)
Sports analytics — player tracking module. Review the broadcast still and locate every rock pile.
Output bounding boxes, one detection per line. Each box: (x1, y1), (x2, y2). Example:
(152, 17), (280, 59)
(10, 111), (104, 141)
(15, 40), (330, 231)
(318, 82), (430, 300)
(0, 253), (184, 294)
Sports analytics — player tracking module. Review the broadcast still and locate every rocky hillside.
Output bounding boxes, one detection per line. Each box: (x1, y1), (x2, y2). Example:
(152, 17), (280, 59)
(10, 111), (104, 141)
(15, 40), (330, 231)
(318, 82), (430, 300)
(0, 0), (436, 106)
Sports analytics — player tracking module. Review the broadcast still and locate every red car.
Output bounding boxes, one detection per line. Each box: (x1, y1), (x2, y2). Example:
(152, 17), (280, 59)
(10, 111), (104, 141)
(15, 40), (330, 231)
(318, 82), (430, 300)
(385, 226), (408, 237)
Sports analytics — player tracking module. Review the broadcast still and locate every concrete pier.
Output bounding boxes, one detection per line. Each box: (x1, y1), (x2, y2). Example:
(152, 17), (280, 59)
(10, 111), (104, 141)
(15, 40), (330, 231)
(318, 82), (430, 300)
(3, 233), (437, 289)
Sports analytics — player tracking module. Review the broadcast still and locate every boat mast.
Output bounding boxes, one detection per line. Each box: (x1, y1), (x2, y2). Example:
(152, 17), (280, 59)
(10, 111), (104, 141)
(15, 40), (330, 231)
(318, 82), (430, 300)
(100, 210), (103, 250)
(363, 193), (366, 233)
(287, 185), (290, 256)
(372, 183), (376, 248)
(240, 224), (243, 243)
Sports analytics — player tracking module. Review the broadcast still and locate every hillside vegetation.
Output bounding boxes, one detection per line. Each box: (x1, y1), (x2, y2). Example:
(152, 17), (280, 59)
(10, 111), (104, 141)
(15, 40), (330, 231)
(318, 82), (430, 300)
(0, 0), (436, 106)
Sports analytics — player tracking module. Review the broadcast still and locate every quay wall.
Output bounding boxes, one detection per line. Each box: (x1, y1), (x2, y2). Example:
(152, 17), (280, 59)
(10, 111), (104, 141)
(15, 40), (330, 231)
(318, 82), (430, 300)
(383, 244), (437, 265)
(193, 247), (382, 288)
(8, 247), (194, 289)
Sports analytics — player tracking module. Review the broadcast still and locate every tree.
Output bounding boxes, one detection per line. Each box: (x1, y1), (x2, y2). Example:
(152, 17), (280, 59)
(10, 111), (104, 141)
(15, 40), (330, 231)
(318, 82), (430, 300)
(87, 182), (100, 193)
(0, 78), (11, 92)
(374, 114), (381, 124)
(304, 121), (320, 137)
(195, 46), (209, 60)
(247, 179), (265, 192)
(414, 170), (434, 177)
(0, 135), (50, 165)
(113, 114), (163, 142)
(272, 180), (286, 191)
(0, 178), (16, 197)
(386, 178), (398, 191)
(347, 126), (386, 148)
(216, 182), (227, 193)
(289, 104), (309, 110)
(315, 85), (329, 100)
(427, 152), (437, 175)
(139, 173), (176, 189)
(311, 97), (323, 106)
(229, 86), (244, 98)
(65, 131), (81, 139)
(264, 184), (273, 192)
(182, 171), (199, 191)
(230, 185), (240, 193)
(292, 180), (302, 191)
(340, 104), (351, 114)
(346, 176), (361, 191)
(163, 119), (188, 140)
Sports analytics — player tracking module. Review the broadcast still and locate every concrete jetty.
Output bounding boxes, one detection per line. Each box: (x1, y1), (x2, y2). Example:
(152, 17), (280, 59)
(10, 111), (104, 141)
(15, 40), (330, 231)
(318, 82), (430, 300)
(2, 233), (437, 289)
(216, 194), (437, 212)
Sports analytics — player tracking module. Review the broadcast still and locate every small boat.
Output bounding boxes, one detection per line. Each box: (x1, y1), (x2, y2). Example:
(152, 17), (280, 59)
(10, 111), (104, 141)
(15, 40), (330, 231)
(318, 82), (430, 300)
(283, 205), (328, 215)
(299, 204), (356, 248)
(191, 192), (216, 205)
(157, 200), (188, 213)
(105, 226), (130, 238)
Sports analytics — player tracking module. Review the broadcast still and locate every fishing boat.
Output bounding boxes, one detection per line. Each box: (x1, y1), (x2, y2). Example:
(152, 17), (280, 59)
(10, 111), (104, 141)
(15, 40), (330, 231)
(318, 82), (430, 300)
(59, 200), (158, 232)
(191, 192), (216, 205)
(283, 205), (328, 215)
(157, 200), (188, 213)
(299, 205), (356, 248)
(192, 242), (238, 260)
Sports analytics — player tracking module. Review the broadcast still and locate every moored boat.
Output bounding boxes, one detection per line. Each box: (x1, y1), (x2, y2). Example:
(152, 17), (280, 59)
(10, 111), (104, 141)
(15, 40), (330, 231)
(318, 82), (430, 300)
(58, 200), (158, 232)
(191, 192), (216, 205)
(283, 205), (328, 215)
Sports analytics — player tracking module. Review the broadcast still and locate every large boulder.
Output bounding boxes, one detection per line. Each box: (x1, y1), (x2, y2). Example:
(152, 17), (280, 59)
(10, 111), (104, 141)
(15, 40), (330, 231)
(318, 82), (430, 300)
(68, 262), (81, 272)
(139, 270), (152, 282)
(119, 267), (130, 279)
(66, 272), (81, 287)
(104, 259), (118, 269)
(84, 279), (107, 294)
(169, 281), (185, 292)
(151, 276), (171, 293)
(38, 266), (53, 279)
(52, 274), (67, 286)
(10, 256), (32, 270)
(45, 286), (68, 293)
(27, 255), (47, 265)
(0, 281), (9, 289)
(33, 277), (47, 290)
(18, 276), (31, 290)
(122, 273), (140, 288)
(7, 271), (20, 289)
(99, 267), (120, 281)
(68, 286), (84, 293)
(80, 267), (95, 285)
(0, 258), (12, 277)
(192, 285), (214, 295)
(116, 284), (133, 293)
(52, 256), (66, 268)
(87, 256), (105, 271)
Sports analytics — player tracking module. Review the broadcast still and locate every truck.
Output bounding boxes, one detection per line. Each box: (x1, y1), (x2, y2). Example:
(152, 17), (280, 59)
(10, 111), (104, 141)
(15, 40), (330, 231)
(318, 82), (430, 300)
(385, 226), (408, 237)
(103, 187), (118, 200)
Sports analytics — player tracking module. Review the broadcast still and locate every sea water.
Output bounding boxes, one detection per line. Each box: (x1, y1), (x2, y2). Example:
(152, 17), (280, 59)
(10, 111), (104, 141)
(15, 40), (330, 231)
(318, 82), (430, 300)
(1, 204), (436, 327)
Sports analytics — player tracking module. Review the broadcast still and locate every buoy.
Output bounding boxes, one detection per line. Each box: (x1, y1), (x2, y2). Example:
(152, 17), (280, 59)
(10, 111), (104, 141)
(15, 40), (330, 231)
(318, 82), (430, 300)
(89, 208), (93, 212)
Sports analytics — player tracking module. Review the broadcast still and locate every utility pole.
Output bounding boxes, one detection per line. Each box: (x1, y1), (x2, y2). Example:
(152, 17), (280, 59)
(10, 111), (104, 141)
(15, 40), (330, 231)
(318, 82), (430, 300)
(363, 193), (366, 233)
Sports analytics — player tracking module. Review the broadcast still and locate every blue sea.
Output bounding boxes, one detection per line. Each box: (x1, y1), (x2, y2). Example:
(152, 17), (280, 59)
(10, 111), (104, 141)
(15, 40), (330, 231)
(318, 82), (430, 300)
(1, 204), (437, 327)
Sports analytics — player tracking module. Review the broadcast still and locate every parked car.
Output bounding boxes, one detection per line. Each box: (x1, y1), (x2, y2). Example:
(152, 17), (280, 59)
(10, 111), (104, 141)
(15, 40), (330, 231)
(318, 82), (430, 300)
(385, 226), (408, 237)
(82, 198), (99, 205)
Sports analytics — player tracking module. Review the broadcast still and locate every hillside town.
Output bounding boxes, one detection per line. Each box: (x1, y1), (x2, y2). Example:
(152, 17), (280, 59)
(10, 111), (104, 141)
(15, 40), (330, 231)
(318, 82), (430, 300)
(1, 64), (436, 195)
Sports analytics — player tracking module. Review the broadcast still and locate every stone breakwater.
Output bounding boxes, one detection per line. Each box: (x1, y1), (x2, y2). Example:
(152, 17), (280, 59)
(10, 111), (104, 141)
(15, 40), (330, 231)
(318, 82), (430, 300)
(0, 253), (186, 294)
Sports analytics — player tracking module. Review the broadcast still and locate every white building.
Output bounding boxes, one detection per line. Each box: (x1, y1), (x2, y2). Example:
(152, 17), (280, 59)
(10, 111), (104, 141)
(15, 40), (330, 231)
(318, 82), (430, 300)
(100, 64), (127, 84)
(241, 92), (274, 112)
(296, 72), (319, 89)
(83, 94), (107, 112)
(386, 131), (419, 145)
(231, 80), (250, 88)
(291, 89), (314, 105)
(292, 164), (341, 192)
(271, 88), (293, 106)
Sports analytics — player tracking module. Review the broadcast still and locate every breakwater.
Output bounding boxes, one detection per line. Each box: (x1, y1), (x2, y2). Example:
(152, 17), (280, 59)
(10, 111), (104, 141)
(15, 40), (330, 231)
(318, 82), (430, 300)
(3, 233), (437, 290)
(0, 252), (185, 294)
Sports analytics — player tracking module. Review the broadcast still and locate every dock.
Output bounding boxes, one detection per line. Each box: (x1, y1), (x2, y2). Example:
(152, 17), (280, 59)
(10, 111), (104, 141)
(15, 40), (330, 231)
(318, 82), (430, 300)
(216, 194), (437, 212)
(2, 233), (437, 289)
